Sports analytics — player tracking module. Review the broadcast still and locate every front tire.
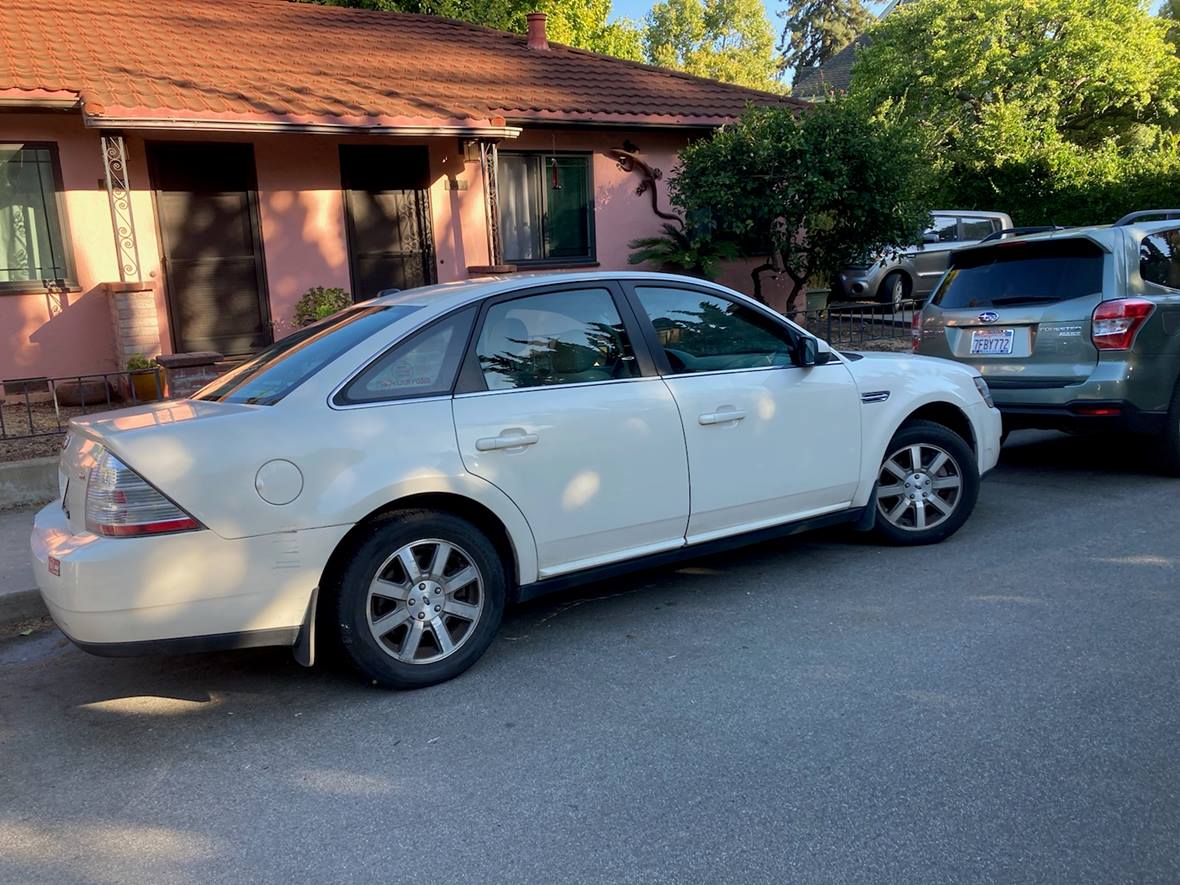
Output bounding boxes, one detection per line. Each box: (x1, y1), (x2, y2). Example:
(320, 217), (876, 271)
(330, 510), (506, 689)
(872, 419), (980, 545)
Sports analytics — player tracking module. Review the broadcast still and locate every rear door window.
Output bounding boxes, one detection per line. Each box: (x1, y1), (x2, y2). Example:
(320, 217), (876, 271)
(926, 215), (958, 243)
(196, 305), (420, 404)
(959, 218), (999, 241)
(1140, 229), (1180, 291)
(931, 239), (1106, 310)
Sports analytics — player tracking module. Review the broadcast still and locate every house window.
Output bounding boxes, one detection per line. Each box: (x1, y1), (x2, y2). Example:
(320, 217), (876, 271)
(0, 144), (73, 290)
(498, 153), (594, 264)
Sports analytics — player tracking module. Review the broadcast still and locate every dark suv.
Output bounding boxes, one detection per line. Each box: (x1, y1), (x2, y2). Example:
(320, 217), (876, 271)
(915, 211), (1180, 473)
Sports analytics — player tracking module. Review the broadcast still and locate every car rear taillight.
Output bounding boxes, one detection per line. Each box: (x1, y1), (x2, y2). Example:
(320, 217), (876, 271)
(1092, 298), (1154, 350)
(912, 309), (922, 352)
(85, 449), (200, 537)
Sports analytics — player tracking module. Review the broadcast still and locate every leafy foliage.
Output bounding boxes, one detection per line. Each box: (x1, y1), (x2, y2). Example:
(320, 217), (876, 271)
(627, 221), (741, 278)
(294, 287), (352, 327)
(308, 0), (643, 60)
(778, 0), (872, 78)
(1164, 0), (1180, 49)
(669, 100), (932, 308)
(847, 0), (1180, 225)
(644, 0), (783, 90)
(125, 354), (156, 371)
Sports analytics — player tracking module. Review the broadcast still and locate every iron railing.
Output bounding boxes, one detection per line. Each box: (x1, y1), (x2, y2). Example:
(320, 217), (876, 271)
(0, 369), (165, 441)
(793, 300), (914, 350)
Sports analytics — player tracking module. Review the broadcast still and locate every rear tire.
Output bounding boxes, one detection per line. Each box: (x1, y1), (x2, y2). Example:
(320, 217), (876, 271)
(1158, 381), (1180, 477)
(329, 510), (506, 689)
(877, 271), (911, 312)
(872, 419), (980, 546)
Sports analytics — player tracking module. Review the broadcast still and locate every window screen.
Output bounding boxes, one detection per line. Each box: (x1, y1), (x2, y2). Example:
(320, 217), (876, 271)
(1, 144), (72, 287)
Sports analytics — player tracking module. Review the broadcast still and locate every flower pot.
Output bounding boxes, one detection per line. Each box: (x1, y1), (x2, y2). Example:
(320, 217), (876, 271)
(129, 370), (162, 403)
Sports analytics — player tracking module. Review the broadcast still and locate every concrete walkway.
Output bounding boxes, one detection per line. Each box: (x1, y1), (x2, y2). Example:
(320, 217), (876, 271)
(0, 506), (43, 623)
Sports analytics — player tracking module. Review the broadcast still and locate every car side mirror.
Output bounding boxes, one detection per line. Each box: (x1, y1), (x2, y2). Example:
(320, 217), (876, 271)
(795, 336), (830, 367)
(922, 231), (941, 245)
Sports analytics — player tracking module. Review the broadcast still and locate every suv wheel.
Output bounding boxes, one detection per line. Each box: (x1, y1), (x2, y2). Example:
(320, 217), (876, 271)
(878, 271), (911, 312)
(873, 419), (980, 545)
(330, 510), (506, 689)
(1159, 380), (1180, 477)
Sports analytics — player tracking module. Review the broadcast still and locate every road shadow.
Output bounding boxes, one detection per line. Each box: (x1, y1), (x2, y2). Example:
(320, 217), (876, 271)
(999, 429), (1170, 477)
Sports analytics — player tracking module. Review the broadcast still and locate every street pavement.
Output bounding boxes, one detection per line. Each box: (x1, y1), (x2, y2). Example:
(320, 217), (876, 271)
(1, 431), (1178, 884)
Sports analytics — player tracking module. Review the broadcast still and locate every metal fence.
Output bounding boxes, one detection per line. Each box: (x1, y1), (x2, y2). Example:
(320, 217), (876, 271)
(793, 301), (914, 351)
(0, 370), (165, 442)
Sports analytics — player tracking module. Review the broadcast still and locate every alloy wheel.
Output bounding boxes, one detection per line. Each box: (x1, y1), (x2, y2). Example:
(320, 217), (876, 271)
(876, 443), (962, 532)
(366, 538), (484, 664)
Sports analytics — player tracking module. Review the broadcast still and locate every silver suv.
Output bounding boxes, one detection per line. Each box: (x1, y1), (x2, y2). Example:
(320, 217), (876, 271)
(915, 211), (1180, 473)
(836, 210), (1013, 309)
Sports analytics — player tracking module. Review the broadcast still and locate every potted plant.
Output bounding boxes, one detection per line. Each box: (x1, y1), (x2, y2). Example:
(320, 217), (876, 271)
(126, 354), (162, 402)
(294, 286), (351, 327)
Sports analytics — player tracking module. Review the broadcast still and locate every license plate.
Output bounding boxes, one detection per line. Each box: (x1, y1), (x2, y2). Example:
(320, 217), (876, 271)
(970, 328), (1014, 355)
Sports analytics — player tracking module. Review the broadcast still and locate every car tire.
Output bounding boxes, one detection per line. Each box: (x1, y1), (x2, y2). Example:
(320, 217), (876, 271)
(1158, 379), (1180, 477)
(877, 271), (911, 312)
(329, 509), (506, 689)
(872, 419), (980, 546)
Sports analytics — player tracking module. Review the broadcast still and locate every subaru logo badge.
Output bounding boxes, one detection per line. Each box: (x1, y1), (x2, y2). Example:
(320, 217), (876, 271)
(978, 311), (999, 324)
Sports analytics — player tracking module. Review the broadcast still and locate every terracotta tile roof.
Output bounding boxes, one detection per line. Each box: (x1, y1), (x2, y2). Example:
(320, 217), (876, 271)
(1, 0), (802, 132)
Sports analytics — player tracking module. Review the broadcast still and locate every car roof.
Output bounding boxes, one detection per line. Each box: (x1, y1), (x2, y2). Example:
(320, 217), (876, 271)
(950, 217), (1180, 257)
(931, 209), (1010, 219)
(364, 270), (728, 315)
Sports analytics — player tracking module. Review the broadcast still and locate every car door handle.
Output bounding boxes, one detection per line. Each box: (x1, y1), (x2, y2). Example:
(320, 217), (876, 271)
(698, 408), (746, 426)
(475, 432), (539, 451)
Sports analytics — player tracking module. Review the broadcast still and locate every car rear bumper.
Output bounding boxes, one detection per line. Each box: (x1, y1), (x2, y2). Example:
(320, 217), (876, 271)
(997, 401), (1168, 434)
(30, 503), (347, 653)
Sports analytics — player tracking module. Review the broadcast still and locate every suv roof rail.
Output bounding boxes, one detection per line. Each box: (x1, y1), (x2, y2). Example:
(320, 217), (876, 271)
(1113, 210), (1180, 226)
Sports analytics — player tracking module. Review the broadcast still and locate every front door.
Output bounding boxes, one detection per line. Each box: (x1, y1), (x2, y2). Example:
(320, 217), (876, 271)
(626, 283), (862, 545)
(149, 142), (272, 356)
(452, 284), (690, 578)
(340, 145), (436, 301)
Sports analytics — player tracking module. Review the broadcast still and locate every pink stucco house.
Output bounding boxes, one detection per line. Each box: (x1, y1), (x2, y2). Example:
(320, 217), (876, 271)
(0, 0), (799, 382)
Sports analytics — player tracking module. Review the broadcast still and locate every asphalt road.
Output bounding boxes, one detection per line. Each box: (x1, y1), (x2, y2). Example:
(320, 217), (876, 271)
(2, 431), (1179, 885)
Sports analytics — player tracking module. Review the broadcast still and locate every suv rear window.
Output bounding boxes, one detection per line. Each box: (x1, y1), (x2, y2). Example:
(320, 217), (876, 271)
(196, 305), (421, 405)
(932, 239), (1106, 310)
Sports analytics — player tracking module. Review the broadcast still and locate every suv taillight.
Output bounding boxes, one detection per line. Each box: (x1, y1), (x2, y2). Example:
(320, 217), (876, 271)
(85, 449), (200, 537)
(912, 309), (922, 352)
(1092, 298), (1154, 350)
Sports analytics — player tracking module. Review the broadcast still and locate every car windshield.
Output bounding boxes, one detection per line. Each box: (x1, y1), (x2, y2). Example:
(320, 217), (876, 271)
(195, 305), (422, 405)
(932, 239), (1106, 310)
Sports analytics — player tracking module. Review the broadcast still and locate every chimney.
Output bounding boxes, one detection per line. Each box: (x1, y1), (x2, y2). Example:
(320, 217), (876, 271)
(526, 13), (549, 51)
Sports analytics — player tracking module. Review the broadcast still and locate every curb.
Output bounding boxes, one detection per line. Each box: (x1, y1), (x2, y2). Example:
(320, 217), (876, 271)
(0, 588), (47, 626)
(0, 457), (58, 510)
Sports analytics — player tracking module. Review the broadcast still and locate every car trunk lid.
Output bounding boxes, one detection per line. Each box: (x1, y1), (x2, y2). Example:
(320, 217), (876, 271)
(57, 400), (261, 534)
(925, 237), (1110, 387)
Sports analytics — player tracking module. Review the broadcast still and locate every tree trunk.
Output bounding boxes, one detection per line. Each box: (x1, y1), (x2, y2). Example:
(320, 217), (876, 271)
(749, 262), (775, 305)
(783, 268), (808, 318)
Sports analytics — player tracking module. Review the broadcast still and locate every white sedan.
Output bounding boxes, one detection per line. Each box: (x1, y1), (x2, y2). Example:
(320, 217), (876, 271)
(32, 273), (1001, 688)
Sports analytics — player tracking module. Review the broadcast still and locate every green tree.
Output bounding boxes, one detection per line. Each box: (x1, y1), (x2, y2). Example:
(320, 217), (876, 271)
(1163, 0), (1180, 49)
(309, 0), (643, 60)
(847, 0), (1180, 225)
(849, 0), (1180, 151)
(644, 0), (782, 91)
(669, 100), (932, 308)
(778, 0), (872, 79)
